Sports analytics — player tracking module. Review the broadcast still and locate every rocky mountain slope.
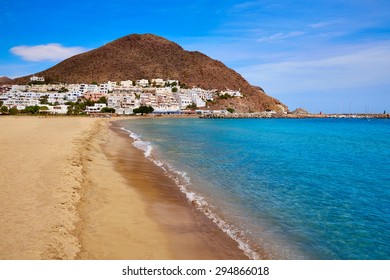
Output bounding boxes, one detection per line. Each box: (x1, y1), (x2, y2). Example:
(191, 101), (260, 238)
(0, 76), (12, 83)
(12, 34), (286, 112)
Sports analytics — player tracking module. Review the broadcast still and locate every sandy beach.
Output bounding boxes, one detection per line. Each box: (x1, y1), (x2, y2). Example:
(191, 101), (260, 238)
(0, 116), (96, 259)
(0, 116), (246, 260)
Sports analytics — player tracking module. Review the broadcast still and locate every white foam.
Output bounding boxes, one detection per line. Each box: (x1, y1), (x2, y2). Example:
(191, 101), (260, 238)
(133, 140), (153, 157)
(121, 126), (262, 260)
(121, 127), (153, 157)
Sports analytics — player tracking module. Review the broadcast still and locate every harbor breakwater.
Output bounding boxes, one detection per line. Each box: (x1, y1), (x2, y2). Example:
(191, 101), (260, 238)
(199, 112), (390, 119)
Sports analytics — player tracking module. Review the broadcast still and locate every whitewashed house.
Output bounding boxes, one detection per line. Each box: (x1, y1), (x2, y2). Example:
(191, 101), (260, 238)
(191, 93), (206, 108)
(46, 105), (68, 114)
(136, 79), (149, 87)
(30, 75), (45, 82)
(156, 87), (172, 94)
(220, 89), (242, 97)
(176, 93), (193, 109)
(120, 80), (133, 87)
(85, 103), (107, 114)
(151, 78), (165, 87)
(99, 83), (112, 94)
(47, 93), (66, 104)
(66, 92), (81, 102)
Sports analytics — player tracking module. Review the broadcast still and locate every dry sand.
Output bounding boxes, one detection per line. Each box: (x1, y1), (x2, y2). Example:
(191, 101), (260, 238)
(0, 116), (96, 259)
(0, 116), (247, 260)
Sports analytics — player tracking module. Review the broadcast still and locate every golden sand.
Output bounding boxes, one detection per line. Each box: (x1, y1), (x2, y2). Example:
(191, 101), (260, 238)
(0, 116), (96, 259)
(0, 116), (247, 260)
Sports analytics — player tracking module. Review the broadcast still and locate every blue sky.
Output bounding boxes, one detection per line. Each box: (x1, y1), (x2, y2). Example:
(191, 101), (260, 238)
(1, 0), (389, 113)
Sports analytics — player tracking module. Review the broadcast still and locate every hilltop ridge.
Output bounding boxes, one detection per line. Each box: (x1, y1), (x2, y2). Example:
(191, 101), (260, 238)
(0, 76), (12, 83)
(11, 34), (286, 112)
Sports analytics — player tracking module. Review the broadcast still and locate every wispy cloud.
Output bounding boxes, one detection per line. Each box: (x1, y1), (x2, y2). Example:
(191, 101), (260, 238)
(257, 31), (305, 43)
(238, 43), (390, 93)
(309, 22), (333, 29)
(232, 1), (261, 11)
(10, 43), (88, 62)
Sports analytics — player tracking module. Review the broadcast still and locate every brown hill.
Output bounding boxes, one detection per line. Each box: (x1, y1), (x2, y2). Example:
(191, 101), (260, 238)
(12, 34), (286, 112)
(0, 76), (12, 83)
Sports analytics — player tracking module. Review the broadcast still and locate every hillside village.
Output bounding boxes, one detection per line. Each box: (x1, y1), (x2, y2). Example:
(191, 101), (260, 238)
(0, 76), (243, 115)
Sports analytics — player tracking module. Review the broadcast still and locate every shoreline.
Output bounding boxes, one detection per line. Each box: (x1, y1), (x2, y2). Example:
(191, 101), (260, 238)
(73, 116), (247, 259)
(98, 121), (248, 259)
(0, 115), (248, 259)
(75, 118), (176, 259)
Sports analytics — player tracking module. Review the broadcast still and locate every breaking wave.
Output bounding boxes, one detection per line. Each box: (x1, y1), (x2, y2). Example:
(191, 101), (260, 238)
(121, 127), (262, 260)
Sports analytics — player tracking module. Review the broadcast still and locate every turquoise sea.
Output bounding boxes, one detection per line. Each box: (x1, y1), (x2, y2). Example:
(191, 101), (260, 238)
(119, 118), (390, 259)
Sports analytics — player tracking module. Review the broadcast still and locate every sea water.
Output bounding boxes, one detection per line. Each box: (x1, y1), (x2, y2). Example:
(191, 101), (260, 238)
(119, 118), (390, 259)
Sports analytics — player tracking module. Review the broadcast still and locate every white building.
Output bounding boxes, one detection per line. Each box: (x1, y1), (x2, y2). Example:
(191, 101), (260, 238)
(107, 94), (140, 115)
(151, 78), (165, 87)
(120, 80), (133, 87)
(30, 84), (48, 92)
(136, 79), (149, 87)
(66, 92), (81, 102)
(85, 84), (99, 93)
(85, 103), (107, 114)
(47, 93), (66, 104)
(156, 87), (172, 94)
(191, 93), (206, 108)
(10, 85), (28, 92)
(99, 83), (112, 94)
(107, 81), (117, 88)
(79, 84), (99, 93)
(220, 89), (242, 97)
(177, 93), (193, 109)
(79, 84), (87, 93)
(30, 75), (45, 82)
(166, 80), (179, 86)
(46, 105), (68, 114)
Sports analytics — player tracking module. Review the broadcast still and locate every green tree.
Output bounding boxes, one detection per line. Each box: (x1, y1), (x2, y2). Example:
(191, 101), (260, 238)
(58, 87), (68, 93)
(39, 95), (49, 104)
(1, 105), (9, 114)
(9, 107), (19, 115)
(179, 82), (188, 89)
(227, 108), (235, 113)
(101, 107), (115, 113)
(0, 100), (3, 107)
(218, 93), (231, 100)
(186, 102), (197, 110)
(23, 105), (40, 115)
(98, 96), (107, 104)
(133, 106), (154, 115)
(172, 87), (178, 93)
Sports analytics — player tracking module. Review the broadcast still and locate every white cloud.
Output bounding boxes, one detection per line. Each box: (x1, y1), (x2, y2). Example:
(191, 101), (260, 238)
(10, 43), (88, 62)
(257, 31), (305, 43)
(238, 44), (390, 93)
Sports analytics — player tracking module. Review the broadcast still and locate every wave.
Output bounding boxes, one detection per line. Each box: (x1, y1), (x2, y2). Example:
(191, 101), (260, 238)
(123, 129), (153, 158)
(121, 127), (262, 260)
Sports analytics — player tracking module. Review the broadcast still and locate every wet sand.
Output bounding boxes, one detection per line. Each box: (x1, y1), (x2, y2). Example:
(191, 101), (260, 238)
(0, 116), (247, 259)
(102, 121), (248, 259)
